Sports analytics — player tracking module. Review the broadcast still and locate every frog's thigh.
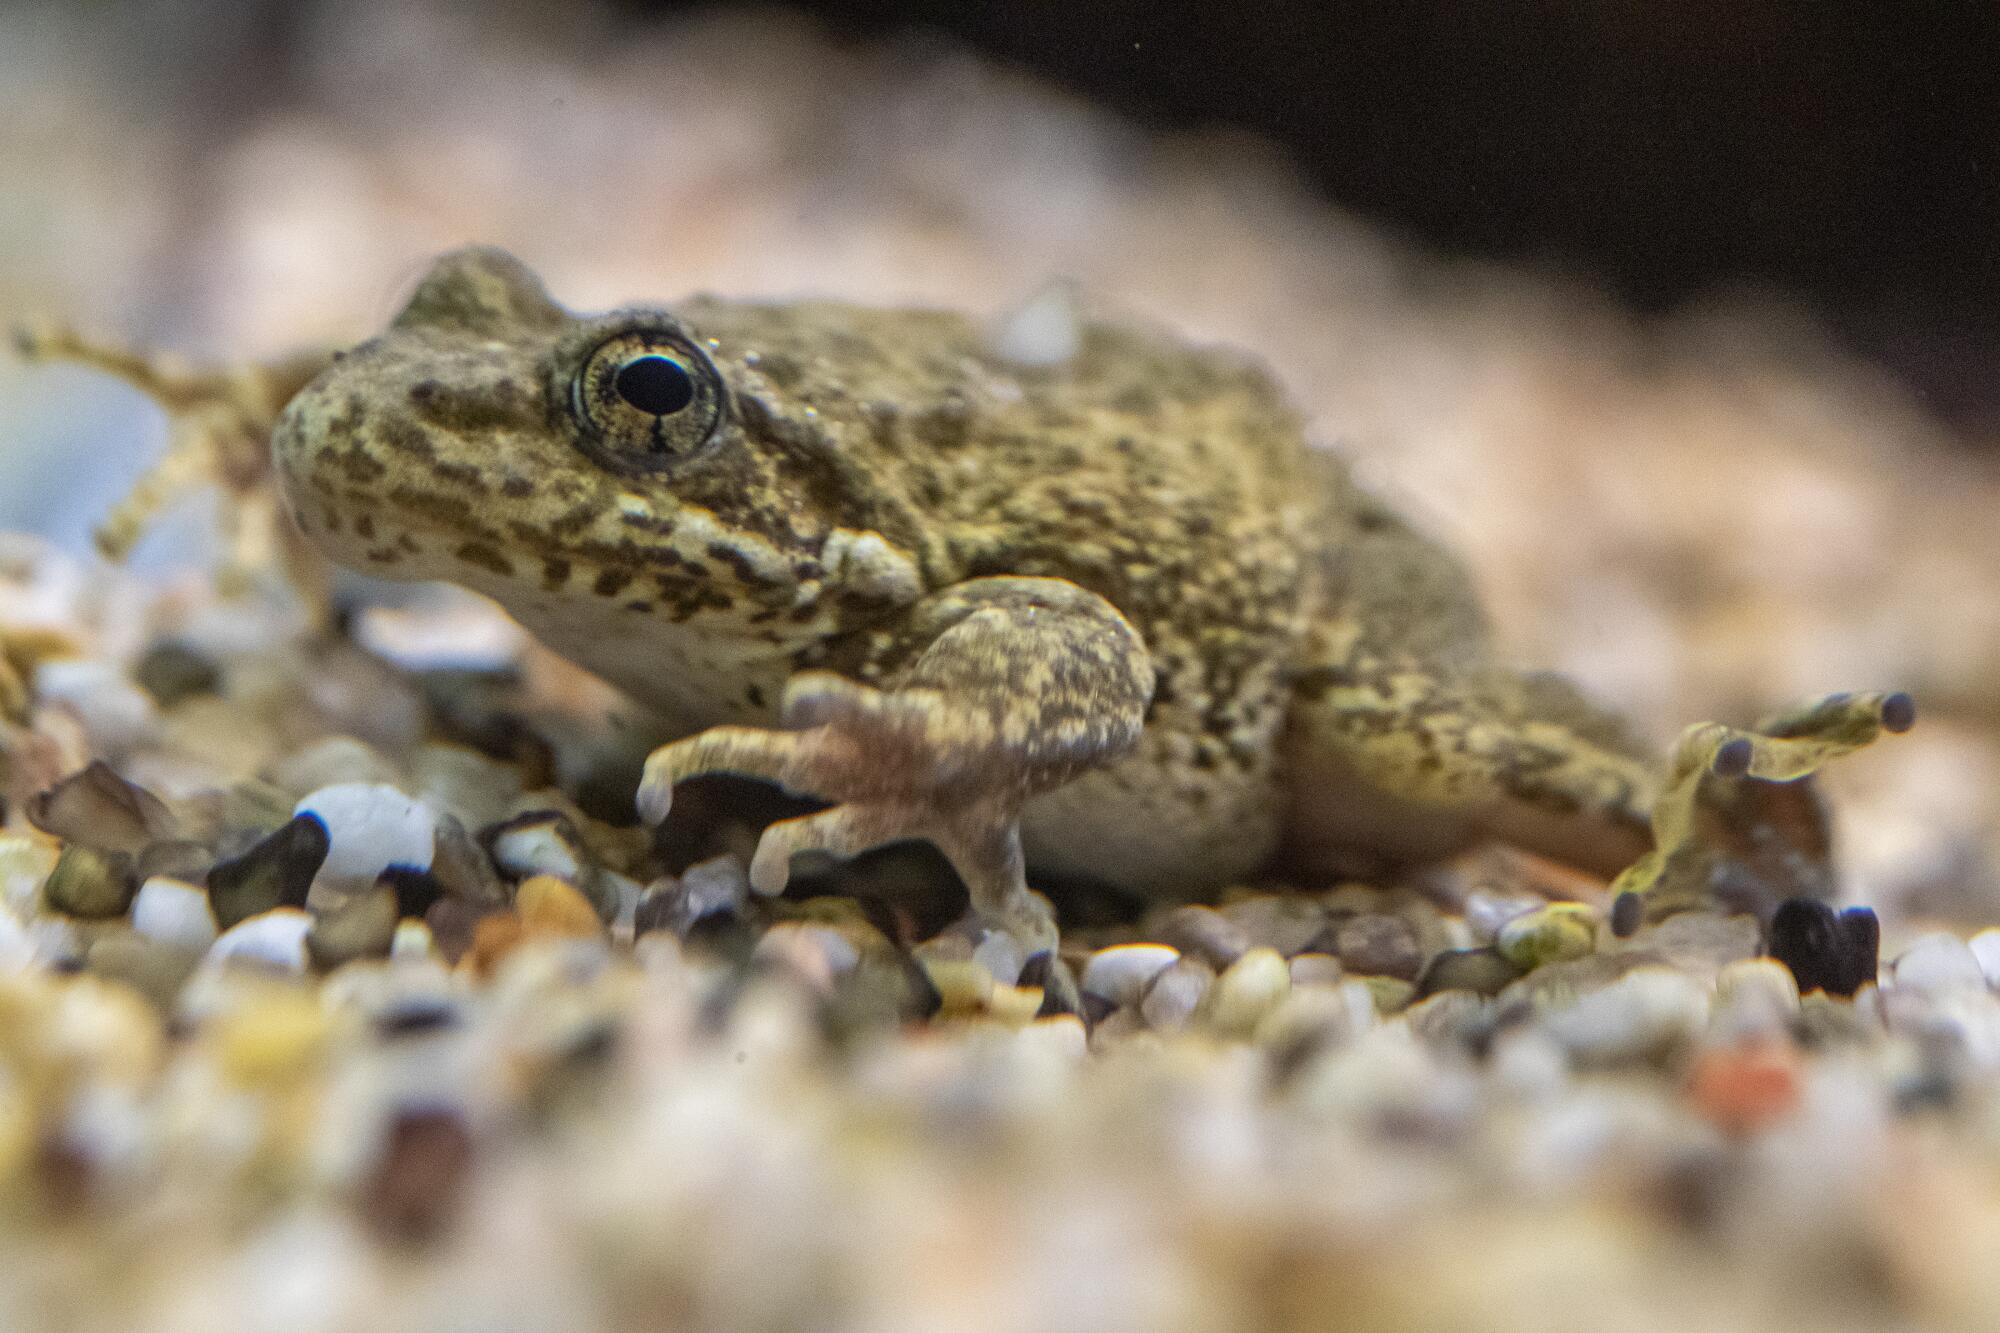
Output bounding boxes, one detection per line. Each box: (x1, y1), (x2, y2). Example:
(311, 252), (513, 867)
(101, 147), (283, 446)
(1279, 653), (1657, 878)
(1021, 737), (1280, 901)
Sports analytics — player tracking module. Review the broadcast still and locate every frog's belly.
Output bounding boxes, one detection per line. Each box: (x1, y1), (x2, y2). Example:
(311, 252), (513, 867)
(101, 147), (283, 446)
(499, 589), (792, 732)
(1021, 749), (1280, 901)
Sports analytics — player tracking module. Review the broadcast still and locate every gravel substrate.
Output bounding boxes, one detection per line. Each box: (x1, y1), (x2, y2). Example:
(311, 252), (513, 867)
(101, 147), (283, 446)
(0, 536), (1996, 1333)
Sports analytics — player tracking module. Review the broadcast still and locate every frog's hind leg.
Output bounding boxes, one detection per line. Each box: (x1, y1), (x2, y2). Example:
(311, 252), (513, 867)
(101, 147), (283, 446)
(1281, 486), (1658, 879)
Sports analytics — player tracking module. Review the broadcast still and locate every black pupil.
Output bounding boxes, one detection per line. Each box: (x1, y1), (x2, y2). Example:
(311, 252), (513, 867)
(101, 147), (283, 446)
(614, 355), (695, 416)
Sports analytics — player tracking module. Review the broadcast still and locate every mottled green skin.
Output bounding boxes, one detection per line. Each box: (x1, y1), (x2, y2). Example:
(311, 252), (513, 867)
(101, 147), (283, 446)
(273, 247), (1659, 942)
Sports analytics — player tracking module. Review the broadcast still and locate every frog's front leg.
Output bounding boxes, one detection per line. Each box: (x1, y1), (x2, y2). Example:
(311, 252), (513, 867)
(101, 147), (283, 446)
(637, 577), (1154, 955)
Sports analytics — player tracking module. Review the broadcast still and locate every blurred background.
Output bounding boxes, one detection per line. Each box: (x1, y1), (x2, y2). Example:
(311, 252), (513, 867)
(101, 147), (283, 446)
(1, 0), (1997, 922)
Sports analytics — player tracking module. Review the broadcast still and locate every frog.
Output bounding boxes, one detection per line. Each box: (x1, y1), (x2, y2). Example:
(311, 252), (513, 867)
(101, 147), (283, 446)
(18, 247), (1675, 956)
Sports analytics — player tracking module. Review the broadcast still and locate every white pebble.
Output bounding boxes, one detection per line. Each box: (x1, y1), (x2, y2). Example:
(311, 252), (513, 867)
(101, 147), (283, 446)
(1710, 958), (1801, 1042)
(1080, 944), (1180, 1008)
(130, 876), (218, 950)
(1891, 932), (1986, 996)
(488, 817), (583, 883)
(295, 783), (436, 881)
(205, 909), (313, 974)
(1139, 957), (1214, 1031)
(33, 659), (156, 751)
(1965, 928), (2000, 991)
(390, 920), (437, 962)
(1541, 967), (1708, 1065)
(0, 899), (34, 973)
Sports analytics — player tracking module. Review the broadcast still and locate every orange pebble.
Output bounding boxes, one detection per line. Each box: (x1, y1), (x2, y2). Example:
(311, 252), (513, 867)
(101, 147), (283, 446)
(515, 875), (605, 938)
(466, 912), (526, 978)
(1687, 1040), (1802, 1135)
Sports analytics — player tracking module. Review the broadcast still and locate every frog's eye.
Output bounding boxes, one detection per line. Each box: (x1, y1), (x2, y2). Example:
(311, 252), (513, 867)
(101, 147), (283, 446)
(570, 328), (726, 468)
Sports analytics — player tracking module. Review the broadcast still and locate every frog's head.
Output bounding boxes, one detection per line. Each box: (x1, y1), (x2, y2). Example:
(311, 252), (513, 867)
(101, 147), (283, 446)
(273, 246), (932, 643)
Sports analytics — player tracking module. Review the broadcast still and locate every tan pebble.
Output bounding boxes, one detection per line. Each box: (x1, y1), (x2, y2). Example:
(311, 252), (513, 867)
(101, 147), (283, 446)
(214, 990), (329, 1086)
(986, 983), (1045, 1027)
(1018, 1013), (1089, 1061)
(923, 958), (995, 1015)
(466, 913), (527, 978)
(391, 919), (438, 961)
(1289, 952), (1344, 987)
(516, 875), (603, 938)
(1203, 946), (1291, 1038)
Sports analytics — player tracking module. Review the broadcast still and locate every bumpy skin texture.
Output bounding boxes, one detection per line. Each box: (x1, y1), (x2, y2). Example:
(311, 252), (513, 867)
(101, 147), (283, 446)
(261, 248), (1656, 946)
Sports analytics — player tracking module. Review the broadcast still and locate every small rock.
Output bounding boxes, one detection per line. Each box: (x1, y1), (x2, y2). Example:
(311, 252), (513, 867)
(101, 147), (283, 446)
(390, 920), (438, 962)
(1140, 956), (1215, 1031)
(130, 876), (218, 950)
(1359, 975), (1417, 1014)
(85, 934), (201, 1011)
(131, 640), (220, 706)
(1019, 951), (1085, 1021)
(1541, 967), (1709, 1067)
(1080, 943), (1180, 1009)
(268, 737), (402, 797)
(1891, 932), (1986, 996)
(206, 814), (329, 930)
(26, 761), (174, 854)
(295, 783), (436, 882)
(1687, 1039), (1802, 1135)
(922, 957), (996, 1015)
(33, 659), (156, 751)
(1766, 899), (1879, 997)
(1416, 947), (1523, 998)
(43, 845), (136, 918)
(307, 885), (401, 969)
(1148, 905), (1250, 968)
(424, 898), (500, 965)
(1710, 958), (1802, 1042)
(1970, 928), (2000, 990)
(213, 989), (330, 1086)
(134, 840), (211, 884)
(485, 809), (589, 884)
(1325, 913), (1424, 981)
(1218, 895), (1328, 956)
(516, 875), (605, 937)
(1496, 903), (1599, 972)
(752, 922), (860, 990)
(1289, 952), (1344, 987)
(1202, 947), (1291, 1038)
(427, 816), (508, 909)
(206, 908), (315, 974)
(465, 913), (527, 978)
(1629, 910), (1762, 976)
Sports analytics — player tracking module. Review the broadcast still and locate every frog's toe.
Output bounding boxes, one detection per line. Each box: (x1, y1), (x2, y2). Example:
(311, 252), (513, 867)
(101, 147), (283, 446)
(747, 801), (915, 895)
(637, 725), (819, 824)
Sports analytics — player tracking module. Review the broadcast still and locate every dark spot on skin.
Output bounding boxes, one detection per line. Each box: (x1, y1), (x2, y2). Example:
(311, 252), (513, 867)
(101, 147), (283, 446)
(336, 448), (388, 484)
(354, 514), (375, 540)
(377, 417), (435, 459)
(455, 543), (514, 577)
(593, 568), (633, 598)
(705, 541), (772, 586)
(501, 476), (534, 498)
(623, 600), (652, 614)
(365, 548), (402, 564)
(542, 559), (571, 589)
(434, 461), (489, 493)
(746, 684), (766, 709)
(320, 509), (344, 535)
(550, 504), (596, 539)
(396, 533), (420, 553)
